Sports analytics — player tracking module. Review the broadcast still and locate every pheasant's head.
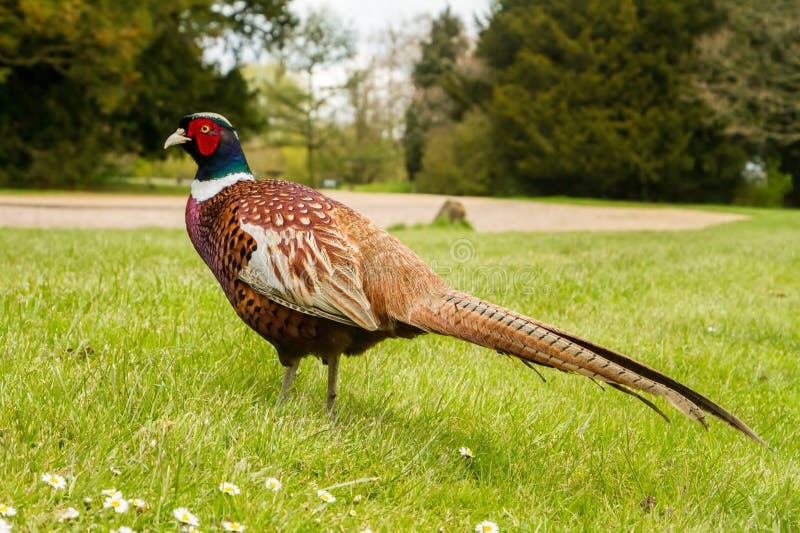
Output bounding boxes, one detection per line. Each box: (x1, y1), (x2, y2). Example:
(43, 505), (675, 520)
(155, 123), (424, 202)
(164, 112), (252, 184)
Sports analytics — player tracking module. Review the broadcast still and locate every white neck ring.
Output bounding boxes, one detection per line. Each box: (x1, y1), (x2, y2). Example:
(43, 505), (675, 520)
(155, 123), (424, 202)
(191, 172), (255, 202)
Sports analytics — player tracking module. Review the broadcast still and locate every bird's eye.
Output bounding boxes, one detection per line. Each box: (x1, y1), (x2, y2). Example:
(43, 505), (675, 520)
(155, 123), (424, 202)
(200, 124), (211, 133)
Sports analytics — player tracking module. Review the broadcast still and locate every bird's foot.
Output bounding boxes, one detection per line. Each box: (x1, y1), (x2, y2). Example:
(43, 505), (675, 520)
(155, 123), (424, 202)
(325, 353), (340, 421)
(325, 392), (337, 420)
(277, 361), (299, 405)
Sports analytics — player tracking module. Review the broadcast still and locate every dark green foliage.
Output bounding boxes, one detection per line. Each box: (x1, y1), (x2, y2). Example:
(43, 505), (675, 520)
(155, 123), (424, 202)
(477, 0), (729, 200)
(779, 146), (800, 206)
(694, 0), (799, 205)
(0, 0), (292, 188)
(695, 0), (800, 149)
(403, 101), (427, 181)
(403, 0), (760, 202)
(416, 110), (494, 196)
(412, 7), (468, 89)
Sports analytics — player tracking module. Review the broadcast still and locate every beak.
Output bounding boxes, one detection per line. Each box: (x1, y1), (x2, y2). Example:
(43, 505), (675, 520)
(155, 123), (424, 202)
(164, 128), (191, 149)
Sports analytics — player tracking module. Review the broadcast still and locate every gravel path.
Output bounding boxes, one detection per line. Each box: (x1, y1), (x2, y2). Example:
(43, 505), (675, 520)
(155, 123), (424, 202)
(0, 190), (747, 232)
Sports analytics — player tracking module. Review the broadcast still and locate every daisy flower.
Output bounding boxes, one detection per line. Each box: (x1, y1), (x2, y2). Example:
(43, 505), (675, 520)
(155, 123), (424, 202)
(111, 527), (136, 533)
(103, 495), (129, 514)
(182, 527), (202, 533)
(130, 498), (148, 511)
(475, 520), (499, 532)
(0, 518), (11, 532)
(459, 446), (474, 458)
(102, 488), (123, 498)
(0, 505), (15, 517)
(264, 477), (282, 492)
(173, 507), (200, 527)
(41, 473), (66, 489)
(317, 490), (336, 503)
(221, 520), (246, 531)
(219, 482), (241, 496)
(58, 507), (80, 521)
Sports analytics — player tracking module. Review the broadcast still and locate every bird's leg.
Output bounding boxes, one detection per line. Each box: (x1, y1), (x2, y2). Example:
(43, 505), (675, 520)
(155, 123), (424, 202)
(325, 353), (340, 416)
(278, 361), (300, 403)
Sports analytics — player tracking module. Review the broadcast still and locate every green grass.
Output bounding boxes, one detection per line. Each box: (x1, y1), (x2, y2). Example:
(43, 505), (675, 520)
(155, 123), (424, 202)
(0, 208), (798, 531)
(95, 178), (191, 196)
(349, 181), (414, 194)
(0, 179), (190, 196)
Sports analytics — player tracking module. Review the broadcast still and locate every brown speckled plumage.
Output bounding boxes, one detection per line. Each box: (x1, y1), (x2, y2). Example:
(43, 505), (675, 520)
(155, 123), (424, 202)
(167, 112), (765, 445)
(186, 179), (428, 368)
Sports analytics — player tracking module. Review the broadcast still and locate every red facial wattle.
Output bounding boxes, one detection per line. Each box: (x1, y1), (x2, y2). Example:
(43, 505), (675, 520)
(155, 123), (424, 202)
(187, 118), (221, 156)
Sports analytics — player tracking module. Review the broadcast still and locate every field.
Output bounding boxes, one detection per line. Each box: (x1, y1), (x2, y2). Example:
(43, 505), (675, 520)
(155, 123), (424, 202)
(0, 207), (798, 531)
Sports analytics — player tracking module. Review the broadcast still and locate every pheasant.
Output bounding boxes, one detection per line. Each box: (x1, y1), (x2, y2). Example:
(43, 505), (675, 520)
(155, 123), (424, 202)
(165, 112), (764, 445)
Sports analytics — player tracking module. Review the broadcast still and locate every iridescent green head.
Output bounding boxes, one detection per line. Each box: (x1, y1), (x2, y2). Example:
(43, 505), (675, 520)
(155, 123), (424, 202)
(164, 112), (252, 182)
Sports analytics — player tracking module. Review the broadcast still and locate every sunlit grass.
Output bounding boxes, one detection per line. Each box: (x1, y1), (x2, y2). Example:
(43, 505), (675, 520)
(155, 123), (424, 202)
(0, 208), (798, 531)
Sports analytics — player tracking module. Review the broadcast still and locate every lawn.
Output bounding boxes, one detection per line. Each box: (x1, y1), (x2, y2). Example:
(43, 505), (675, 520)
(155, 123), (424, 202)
(0, 207), (798, 531)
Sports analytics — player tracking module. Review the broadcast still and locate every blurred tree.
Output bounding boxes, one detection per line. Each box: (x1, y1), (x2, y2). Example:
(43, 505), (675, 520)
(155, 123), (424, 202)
(694, 0), (799, 204)
(278, 6), (355, 187)
(249, 17), (419, 187)
(412, 7), (469, 89)
(695, 0), (800, 149)
(403, 101), (428, 182)
(477, 0), (735, 201)
(416, 108), (493, 196)
(247, 63), (310, 147)
(369, 21), (424, 146)
(0, 0), (293, 188)
(402, 8), (469, 182)
(331, 66), (399, 186)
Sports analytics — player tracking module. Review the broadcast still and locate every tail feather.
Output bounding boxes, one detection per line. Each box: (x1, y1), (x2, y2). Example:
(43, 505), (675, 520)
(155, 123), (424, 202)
(409, 290), (765, 446)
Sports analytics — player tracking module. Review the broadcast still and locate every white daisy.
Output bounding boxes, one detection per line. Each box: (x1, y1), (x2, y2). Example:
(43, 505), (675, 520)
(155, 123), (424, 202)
(102, 488), (123, 498)
(221, 520), (246, 531)
(173, 507), (200, 526)
(317, 489), (336, 503)
(41, 473), (66, 489)
(103, 495), (129, 514)
(0, 505), (15, 517)
(111, 527), (136, 533)
(0, 518), (11, 532)
(219, 482), (240, 496)
(130, 498), (148, 510)
(475, 520), (499, 532)
(58, 507), (80, 521)
(459, 446), (475, 458)
(182, 527), (202, 533)
(264, 477), (282, 492)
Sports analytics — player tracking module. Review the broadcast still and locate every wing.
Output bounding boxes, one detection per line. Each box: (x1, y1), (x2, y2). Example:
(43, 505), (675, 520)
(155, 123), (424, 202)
(237, 217), (381, 331)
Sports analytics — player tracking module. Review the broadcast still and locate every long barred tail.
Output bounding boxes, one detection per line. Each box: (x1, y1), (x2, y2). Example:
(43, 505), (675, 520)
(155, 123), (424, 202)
(409, 290), (765, 446)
